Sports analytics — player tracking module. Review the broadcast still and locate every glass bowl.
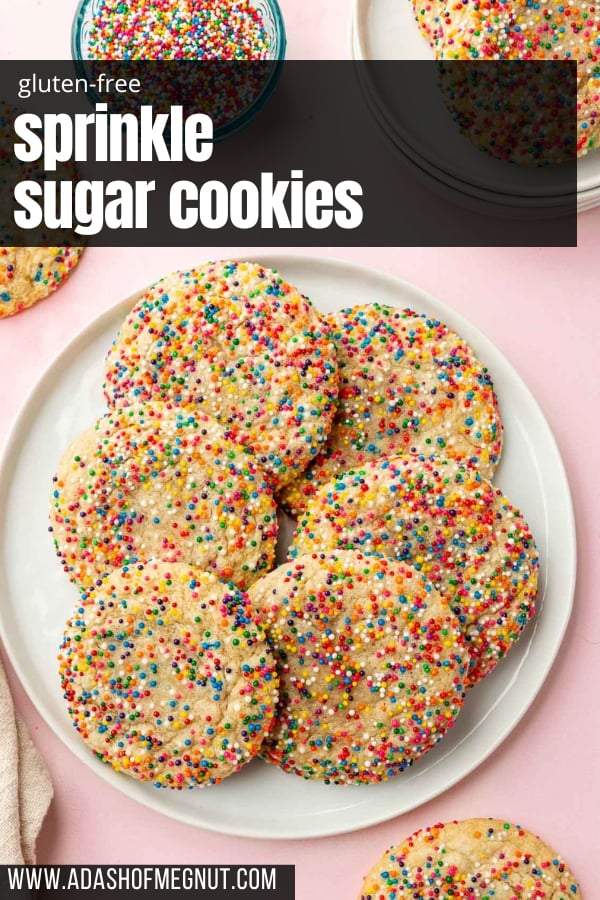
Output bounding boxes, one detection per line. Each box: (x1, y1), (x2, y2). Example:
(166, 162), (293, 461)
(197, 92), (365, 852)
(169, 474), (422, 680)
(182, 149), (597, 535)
(71, 0), (287, 140)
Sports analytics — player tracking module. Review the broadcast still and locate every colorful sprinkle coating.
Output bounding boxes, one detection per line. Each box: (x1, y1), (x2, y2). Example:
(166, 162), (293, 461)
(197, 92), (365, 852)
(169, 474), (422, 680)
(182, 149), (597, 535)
(438, 62), (578, 166)
(58, 561), (279, 788)
(291, 455), (538, 685)
(83, 2), (277, 126)
(248, 550), (468, 783)
(87, 0), (272, 60)
(103, 262), (339, 491)
(359, 818), (581, 898)
(279, 303), (502, 516)
(49, 403), (278, 590)
(577, 71), (600, 154)
(0, 248), (83, 319)
(412, 0), (600, 157)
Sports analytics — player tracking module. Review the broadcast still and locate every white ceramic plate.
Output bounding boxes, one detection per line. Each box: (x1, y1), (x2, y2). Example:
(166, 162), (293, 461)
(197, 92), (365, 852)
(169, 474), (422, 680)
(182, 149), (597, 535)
(575, 185), (600, 211)
(0, 254), (575, 839)
(352, 0), (600, 203)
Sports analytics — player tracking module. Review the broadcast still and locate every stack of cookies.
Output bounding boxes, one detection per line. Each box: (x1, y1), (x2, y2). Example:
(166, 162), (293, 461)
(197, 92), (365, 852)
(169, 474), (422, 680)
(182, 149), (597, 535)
(51, 260), (538, 790)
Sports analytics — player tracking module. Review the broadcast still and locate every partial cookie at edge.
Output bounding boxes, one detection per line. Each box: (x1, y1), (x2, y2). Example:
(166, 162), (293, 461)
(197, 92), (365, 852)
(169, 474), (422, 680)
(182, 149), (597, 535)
(359, 817), (582, 899)
(0, 247), (84, 318)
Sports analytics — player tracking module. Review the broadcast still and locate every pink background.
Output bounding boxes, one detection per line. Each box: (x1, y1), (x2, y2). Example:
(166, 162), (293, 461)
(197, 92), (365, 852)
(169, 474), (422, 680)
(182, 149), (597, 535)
(1, 2), (599, 898)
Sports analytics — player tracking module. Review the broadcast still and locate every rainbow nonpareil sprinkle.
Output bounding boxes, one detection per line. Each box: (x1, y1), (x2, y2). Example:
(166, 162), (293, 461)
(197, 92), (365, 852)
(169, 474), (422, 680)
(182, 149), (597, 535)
(59, 562), (279, 788)
(87, 0), (272, 60)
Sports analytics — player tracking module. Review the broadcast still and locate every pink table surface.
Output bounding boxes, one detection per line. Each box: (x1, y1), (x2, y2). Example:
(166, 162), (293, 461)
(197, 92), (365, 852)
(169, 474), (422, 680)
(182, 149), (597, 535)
(1, 3), (599, 898)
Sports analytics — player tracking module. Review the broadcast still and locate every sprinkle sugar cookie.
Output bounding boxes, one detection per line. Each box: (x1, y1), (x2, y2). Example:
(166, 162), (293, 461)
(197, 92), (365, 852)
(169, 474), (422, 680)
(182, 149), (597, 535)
(0, 247), (83, 319)
(437, 61), (579, 166)
(412, 0), (600, 158)
(359, 817), (582, 898)
(0, 106), (84, 308)
(279, 303), (502, 516)
(59, 561), (279, 788)
(248, 550), (469, 783)
(577, 71), (600, 157)
(291, 455), (538, 685)
(103, 261), (339, 491)
(50, 404), (278, 590)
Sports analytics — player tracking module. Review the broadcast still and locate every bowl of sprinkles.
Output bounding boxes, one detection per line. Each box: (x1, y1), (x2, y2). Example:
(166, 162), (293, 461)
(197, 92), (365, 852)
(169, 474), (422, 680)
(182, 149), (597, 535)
(72, 0), (286, 137)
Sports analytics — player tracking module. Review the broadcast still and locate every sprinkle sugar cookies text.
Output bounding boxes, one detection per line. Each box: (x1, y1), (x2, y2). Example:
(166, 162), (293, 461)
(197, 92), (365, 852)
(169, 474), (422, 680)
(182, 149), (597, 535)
(10, 104), (364, 237)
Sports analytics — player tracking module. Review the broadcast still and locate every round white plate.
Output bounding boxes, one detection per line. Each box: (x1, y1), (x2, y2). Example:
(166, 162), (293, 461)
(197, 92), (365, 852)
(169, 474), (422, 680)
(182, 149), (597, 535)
(352, 0), (599, 202)
(575, 183), (600, 211)
(0, 254), (575, 839)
